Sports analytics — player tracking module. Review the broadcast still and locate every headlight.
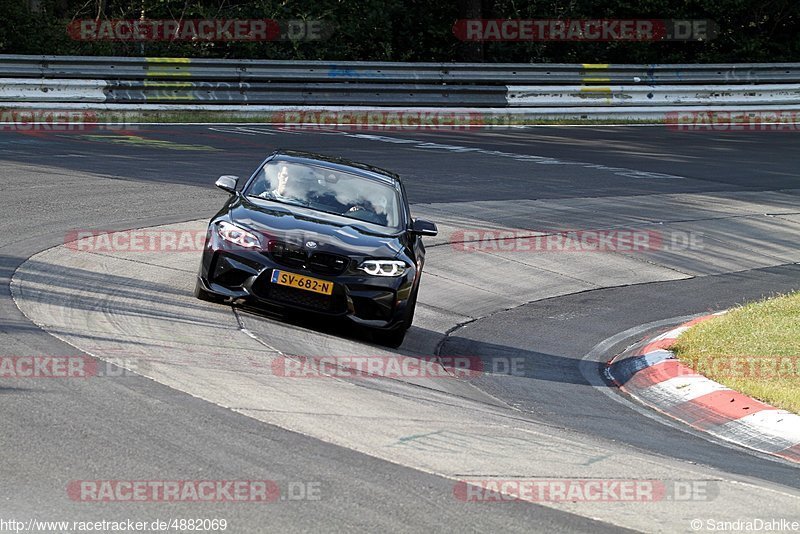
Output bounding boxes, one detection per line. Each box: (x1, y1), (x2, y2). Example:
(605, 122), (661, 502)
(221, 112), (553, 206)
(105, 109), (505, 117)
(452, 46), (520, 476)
(216, 221), (261, 249)
(359, 259), (408, 277)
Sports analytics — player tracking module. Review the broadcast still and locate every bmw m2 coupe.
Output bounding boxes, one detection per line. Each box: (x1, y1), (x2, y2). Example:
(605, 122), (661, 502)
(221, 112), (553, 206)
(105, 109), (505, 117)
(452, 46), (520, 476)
(194, 150), (437, 347)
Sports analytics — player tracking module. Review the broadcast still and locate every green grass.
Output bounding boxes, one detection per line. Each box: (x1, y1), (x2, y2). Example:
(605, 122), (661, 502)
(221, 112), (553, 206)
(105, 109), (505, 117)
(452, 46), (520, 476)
(671, 291), (800, 414)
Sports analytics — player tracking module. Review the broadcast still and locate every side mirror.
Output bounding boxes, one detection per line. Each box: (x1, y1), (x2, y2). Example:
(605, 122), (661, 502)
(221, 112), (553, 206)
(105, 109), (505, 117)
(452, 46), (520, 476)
(215, 175), (239, 194)
(411, 218), (438, 237)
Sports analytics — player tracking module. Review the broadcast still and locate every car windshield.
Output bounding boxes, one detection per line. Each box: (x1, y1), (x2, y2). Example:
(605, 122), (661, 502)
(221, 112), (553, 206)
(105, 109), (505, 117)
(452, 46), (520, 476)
(246, 161), (403, 229)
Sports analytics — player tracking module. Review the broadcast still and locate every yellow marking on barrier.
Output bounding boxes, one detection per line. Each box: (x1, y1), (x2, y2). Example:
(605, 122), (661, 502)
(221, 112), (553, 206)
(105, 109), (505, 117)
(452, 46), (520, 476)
(145, 58), (192, 78)
(143, 81), (193, 88)
(145, 57), (191, 63)
(580, 65), (612, 99)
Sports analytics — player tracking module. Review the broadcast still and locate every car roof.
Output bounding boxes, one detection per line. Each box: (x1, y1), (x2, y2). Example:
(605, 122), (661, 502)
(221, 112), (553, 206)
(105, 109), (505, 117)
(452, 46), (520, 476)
(270, 150), (401, 186)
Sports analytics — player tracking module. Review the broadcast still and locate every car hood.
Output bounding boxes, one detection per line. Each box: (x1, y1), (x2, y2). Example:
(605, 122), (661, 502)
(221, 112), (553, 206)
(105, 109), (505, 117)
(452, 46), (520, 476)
(228, 196), (404, 258)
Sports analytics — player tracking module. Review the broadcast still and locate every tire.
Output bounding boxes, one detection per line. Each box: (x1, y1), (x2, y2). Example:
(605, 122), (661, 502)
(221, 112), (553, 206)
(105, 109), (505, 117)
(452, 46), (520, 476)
(194, 278), (226, 304)
(403, 285), (419, 328)
(374, 287), (417, 347)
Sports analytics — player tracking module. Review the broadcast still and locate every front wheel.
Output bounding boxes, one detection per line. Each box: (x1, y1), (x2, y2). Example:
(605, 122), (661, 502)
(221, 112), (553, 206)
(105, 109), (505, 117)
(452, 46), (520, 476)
(373, 287), (418, 347)
(403, 285), (419, 329)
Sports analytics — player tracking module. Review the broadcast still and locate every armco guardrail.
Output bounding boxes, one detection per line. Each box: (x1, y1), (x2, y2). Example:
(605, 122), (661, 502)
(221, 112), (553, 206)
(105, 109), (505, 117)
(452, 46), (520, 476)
(0, 55), (799, 113)
(1, 55), (799, 83)
(506, 85), (800, 107)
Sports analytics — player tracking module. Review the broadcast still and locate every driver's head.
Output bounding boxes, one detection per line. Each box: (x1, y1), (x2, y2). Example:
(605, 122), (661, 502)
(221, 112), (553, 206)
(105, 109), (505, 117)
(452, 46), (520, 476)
(275, 165), (290, 195)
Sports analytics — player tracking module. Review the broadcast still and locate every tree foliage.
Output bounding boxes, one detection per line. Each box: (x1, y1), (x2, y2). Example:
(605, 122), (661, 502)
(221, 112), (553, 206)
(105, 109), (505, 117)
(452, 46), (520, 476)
(3, 0), (798, 62)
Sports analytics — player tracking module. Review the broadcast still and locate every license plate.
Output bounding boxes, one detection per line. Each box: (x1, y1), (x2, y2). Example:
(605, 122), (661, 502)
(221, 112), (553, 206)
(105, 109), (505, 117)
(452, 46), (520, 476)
(270, 270), (333, 295)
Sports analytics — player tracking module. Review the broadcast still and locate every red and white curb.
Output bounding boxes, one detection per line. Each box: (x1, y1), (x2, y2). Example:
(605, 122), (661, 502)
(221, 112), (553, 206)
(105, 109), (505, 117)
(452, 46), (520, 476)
(607, 312), (800, 464)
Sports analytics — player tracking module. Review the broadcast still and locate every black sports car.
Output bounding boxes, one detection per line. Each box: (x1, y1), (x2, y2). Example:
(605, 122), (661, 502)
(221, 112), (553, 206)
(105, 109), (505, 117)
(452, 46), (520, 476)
(194, 150), (438, 347)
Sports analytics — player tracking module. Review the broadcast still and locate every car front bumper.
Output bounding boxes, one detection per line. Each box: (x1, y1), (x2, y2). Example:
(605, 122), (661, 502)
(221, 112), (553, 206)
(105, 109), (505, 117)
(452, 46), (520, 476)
(197, 233), (416, 330)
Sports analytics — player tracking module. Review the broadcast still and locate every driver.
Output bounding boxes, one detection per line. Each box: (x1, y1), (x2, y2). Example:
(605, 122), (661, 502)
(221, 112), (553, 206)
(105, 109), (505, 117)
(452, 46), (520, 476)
(258, 164), (296, 201)
(273, 164), (291, 199)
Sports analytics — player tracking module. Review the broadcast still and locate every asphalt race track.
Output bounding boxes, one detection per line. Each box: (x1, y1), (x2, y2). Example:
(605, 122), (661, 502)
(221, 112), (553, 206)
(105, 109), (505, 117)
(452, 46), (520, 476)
(2, 124), (799, 532)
